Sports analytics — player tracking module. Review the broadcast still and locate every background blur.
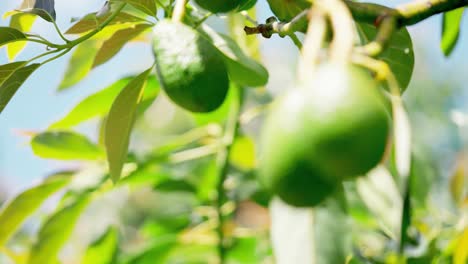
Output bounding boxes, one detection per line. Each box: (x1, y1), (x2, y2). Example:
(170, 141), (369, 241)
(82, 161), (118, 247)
(0, 0), (468, 258)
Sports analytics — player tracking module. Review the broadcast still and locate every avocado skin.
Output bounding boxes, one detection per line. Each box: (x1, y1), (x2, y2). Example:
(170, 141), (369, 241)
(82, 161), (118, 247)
(259, 64), (390, 207)
(152, 20), (229, 113)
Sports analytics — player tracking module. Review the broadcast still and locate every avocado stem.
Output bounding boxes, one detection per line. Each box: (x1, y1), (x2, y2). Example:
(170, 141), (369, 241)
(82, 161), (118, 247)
(172, 0), (187, 22)
(297, 7), (326, 83)
(316, 0), (355, 64)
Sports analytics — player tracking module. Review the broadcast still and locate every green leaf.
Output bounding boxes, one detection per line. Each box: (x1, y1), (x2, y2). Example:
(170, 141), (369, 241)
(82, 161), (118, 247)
(0, 61), (27, 84)
(0, 27), (27, 47)
(270, 192), (351, 264)
(125, 235), (178, 264)
(31, 131), (104, 160)
(58, 39), (101, 91)
(313, 193), (351, 263)
(105, 68), (152, 182)
(28, 193), (91, 264)
(356, 23), (414, 92)
(7, 13), (36, 61)
(357, 165), (402, 236)
(82, 227), (118, 264)
(199, 25), (269, 87)
(399, 178), (412, 252)
(65, 12), (144, 34)
(0, 172), (72, 246)
(226, 237), (261, 264)
(93, 23), (151, 67)
(51, 77), (132, 128)
(111, 0), (157, 17)
(0, 63), (40, 114)
(441, 8), (465, 56)
(51, 75), (159, 129)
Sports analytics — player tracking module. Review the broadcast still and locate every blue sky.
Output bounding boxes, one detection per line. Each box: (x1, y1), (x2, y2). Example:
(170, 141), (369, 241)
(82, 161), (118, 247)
(1, 0), (468, 193)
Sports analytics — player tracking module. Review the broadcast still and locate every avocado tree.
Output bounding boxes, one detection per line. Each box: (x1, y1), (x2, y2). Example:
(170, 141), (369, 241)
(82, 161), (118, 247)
(0, 0), (467, 263)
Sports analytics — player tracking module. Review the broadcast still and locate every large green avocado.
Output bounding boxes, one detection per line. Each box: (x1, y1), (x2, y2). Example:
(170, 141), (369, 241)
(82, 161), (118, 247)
(259, 64), (390, 207)
(152, 20), (229, 112)
(194, 0), (253, 13)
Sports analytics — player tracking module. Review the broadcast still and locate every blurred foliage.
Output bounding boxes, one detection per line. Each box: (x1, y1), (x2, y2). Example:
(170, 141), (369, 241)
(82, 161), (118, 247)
(0, 0), (467, 264)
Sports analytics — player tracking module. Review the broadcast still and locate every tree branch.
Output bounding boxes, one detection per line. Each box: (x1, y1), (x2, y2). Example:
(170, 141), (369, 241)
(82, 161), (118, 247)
(345, 0), (468, 26)
(245, 0), (468, 56)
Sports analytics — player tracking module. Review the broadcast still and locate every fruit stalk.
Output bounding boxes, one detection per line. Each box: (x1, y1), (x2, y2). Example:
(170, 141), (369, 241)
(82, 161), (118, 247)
(316, 0), (355, 64)
(172, 0), (187, 22)
(297, 7), (326, 83)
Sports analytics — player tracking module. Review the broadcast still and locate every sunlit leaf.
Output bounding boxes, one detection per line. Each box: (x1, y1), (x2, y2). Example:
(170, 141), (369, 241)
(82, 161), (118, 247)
(31, 131), (104, 160)
(34, 0), (56, 20)
(441, 8), (465, 56)
(199, 25), (268, 87)
(450, 154), (466, 206)
(51, 76), (159, 129)
(51, 77), (132, 128)
(28, 193), (91, 264)
(105, 68), (152, 182)
(0, 63), (40, 114)
(82, 226), (118, 264)
(454, 228), (468, 264)
(111, 0), (157, 16)
(163, 244), (217, 263)
(93, 23), (151, 67)
(58, 40), (101, 91)
(230, 136), (256, 170)
(7, 13), (36, 61)
(0, 172), (72, 246)
(0, 27), (27, 47)
(226, 237), (260, 263)
(65, 12), (144, 34)
(356, 23), (414, 92)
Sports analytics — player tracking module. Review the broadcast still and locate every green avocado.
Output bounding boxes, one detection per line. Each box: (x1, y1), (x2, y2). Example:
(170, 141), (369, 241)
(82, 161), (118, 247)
(194, 0), (252, 13)
(152, 20), (229, 112)
(259, 64), (390, 207)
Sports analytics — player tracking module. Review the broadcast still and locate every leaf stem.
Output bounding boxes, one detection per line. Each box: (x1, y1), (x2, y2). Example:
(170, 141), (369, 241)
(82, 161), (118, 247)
(59, 3), (126, 49)
(27, 49), (60, 64)
(40, 48), (71, 65)
(51, 20), (70, 43)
